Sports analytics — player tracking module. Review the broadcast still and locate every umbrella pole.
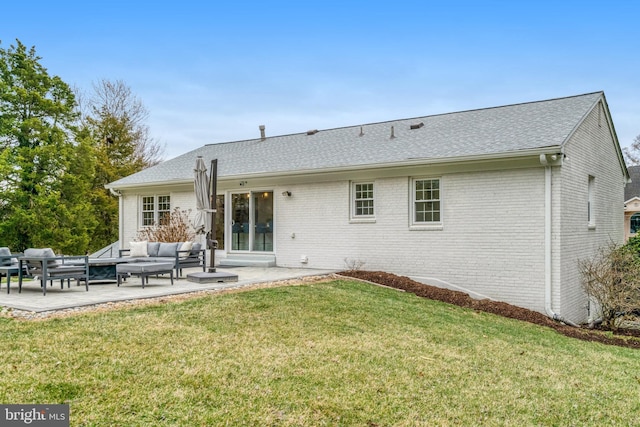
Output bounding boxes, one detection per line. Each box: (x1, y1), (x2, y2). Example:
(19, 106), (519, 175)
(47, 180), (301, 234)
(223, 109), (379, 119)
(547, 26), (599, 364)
(208, 159), (218, 272)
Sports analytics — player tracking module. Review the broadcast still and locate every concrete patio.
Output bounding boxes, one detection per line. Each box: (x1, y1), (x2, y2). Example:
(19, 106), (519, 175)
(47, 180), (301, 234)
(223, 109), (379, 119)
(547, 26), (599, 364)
(0, 266), (335, 313)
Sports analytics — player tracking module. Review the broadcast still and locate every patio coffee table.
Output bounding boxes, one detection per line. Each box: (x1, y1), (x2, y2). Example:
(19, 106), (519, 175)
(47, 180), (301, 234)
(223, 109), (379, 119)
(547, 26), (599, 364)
(87, 258), (128, 281)
(116, 262), (174, 288)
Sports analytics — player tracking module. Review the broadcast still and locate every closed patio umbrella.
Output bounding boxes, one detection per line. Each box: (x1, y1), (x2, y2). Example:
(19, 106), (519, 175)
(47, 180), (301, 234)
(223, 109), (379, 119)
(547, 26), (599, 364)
(193, 156), (211, 234)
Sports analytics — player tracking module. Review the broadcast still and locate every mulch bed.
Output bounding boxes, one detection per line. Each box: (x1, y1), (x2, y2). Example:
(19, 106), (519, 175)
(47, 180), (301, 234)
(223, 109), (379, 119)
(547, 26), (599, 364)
(338, 270), (640, 350)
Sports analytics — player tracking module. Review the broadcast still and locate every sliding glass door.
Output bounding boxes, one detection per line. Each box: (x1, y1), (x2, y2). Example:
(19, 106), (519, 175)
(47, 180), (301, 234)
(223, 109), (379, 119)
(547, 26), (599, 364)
(231, 191), (273, 252)
(231, 193), (250, 251)
(253, 192), (273, 251)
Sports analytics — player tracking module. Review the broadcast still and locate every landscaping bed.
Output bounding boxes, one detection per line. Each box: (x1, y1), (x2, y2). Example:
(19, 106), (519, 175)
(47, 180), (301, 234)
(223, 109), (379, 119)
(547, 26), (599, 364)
(339, 270), (640, 349)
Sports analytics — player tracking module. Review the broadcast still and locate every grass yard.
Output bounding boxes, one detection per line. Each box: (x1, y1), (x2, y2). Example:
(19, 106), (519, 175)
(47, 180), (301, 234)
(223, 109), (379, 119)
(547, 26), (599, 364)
(1, 279), (639, 426)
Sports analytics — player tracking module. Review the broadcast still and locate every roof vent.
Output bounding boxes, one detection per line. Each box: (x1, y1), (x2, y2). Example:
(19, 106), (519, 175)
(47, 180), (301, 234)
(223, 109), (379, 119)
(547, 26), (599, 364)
(359, 126), (364, 137)
(259, 125), (266, 141)
(410, 122), (424, 130)
(390, 126), (396, 139)
(306, 129), (319, 135)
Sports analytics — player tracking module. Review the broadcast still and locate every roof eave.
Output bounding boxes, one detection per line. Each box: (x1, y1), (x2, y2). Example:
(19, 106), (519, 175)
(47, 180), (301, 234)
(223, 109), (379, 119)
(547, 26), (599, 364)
(234, 146), (564, 180)
(106, 147), (562, 191)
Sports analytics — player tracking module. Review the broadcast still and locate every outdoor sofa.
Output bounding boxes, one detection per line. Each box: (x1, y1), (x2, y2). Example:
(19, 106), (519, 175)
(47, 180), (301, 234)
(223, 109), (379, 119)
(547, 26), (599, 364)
(118, 241), (206, 278)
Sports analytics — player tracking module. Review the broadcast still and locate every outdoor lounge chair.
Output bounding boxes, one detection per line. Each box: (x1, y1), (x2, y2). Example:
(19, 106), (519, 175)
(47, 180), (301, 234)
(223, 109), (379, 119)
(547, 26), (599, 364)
(18, 248), (89, 295)
(0, 247), (24, 294)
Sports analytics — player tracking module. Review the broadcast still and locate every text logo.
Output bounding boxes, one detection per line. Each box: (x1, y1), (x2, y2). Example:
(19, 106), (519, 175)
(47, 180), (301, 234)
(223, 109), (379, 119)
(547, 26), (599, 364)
(0, 405), (69, 427)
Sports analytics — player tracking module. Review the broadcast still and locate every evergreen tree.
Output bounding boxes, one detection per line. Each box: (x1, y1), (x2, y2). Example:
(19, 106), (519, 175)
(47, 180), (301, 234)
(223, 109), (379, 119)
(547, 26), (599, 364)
(0, 39), (97, 253)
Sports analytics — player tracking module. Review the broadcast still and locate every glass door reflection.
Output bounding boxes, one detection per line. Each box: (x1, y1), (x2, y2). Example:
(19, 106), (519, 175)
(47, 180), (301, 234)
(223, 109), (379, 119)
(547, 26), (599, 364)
(231, 193), (250, 251)
(253, 191), (273, 252)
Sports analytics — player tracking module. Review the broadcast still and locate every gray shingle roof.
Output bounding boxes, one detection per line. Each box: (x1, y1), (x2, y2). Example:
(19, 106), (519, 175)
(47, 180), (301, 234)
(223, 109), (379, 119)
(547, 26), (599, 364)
(625, 165), (640, 201)
(108, 92), (605, 189)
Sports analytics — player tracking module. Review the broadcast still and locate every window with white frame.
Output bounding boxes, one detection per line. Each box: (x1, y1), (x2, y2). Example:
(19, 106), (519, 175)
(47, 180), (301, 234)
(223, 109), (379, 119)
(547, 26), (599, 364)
(141, 195), (171, 226)
(587, 175), (595, 227)
(412, 178), (441, 224)
(352, 182), (375, 218)
(631, 213), (640, 235)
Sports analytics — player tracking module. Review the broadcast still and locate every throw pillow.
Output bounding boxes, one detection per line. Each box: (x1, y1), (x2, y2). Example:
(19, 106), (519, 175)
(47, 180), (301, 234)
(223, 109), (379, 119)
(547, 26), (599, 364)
(179, 241), (193, 259)
(129, 241), (149, 258)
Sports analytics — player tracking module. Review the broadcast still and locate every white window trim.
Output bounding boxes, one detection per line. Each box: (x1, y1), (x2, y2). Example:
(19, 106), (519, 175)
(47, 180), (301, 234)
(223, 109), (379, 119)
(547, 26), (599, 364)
(140, 194), (171, 227)
(410, 177), (443, 231)
(350, 181), (376, 223)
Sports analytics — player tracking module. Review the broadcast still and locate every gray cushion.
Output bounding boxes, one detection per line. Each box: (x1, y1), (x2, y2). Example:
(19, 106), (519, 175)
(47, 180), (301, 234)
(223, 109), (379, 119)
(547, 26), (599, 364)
(148, 257), (175, 263)
(117, 262), (174, 274)
(157, 242), (179, 257)
(47, 265), (87, 276)
(24, 248), (60, 266)
(191, 242), (202, 255)
(122, 257), (173, 263)
(0, 247), (11, 266)
(147, 242), (161, 257)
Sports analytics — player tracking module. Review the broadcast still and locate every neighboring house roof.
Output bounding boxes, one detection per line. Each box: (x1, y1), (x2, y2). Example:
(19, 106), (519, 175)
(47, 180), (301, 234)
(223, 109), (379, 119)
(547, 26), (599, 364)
(107, 91), (624, 189)
(625, 165), (640, 202)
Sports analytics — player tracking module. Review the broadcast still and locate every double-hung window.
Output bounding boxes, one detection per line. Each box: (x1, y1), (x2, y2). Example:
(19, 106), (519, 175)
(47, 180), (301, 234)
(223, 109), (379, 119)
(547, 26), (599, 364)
(352, 182), (375, 220)
(141, 195), (171, 226)
(412, 178), (442, 227)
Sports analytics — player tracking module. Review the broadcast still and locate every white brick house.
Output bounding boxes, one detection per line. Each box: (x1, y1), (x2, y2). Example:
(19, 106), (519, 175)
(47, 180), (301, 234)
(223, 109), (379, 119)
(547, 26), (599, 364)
(107, 92), (628, 324)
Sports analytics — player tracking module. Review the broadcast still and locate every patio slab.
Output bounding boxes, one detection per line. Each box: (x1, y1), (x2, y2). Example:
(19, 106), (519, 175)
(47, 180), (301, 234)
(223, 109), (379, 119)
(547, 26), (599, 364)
(0, 266), (335, 313)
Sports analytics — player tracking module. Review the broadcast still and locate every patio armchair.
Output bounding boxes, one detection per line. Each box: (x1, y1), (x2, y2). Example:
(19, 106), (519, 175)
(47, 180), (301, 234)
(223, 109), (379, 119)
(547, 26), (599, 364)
(18, 248), (89, 295)
(0, 247), (24, 294)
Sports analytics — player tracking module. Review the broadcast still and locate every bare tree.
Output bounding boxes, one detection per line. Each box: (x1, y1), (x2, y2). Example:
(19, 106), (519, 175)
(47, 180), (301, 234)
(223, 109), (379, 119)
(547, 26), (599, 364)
(623, 134), (640, 166)
(86, 79), (164, 167)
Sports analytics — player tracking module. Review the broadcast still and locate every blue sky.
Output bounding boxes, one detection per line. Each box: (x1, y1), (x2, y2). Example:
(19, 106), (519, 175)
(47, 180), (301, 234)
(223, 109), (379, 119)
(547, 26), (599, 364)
(2, 0), (639, 160)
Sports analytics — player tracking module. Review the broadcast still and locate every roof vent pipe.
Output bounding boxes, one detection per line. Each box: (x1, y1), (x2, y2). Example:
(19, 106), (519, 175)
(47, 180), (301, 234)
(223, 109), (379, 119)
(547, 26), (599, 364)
(259, 125), (266, 141)
(359, 126), (364, 137)
(390, 126), (396, 139)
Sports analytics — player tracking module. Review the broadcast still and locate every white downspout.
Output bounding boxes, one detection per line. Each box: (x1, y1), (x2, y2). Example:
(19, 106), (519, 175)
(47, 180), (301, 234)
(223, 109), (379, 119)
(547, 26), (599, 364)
(540, 154), (579, 327)
(109, 188), (124, 250)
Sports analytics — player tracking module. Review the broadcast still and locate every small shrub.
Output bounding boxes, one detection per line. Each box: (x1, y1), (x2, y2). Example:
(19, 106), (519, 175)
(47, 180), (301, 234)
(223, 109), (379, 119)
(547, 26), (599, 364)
(579, 242), (640, 331)
(136, 208), (196, 243)
(624, 234), (640, 257)
(344, 257), (366, 271)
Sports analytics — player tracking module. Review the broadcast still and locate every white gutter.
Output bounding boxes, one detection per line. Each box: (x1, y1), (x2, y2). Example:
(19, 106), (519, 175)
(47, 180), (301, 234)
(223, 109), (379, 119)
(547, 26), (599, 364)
(106, 147), (563, 191)
(539, 154), (579, 327)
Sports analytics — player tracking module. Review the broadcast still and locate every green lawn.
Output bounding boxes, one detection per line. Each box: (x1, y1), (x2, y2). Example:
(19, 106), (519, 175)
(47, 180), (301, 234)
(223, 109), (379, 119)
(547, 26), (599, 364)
(1, 279), (639, 426)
